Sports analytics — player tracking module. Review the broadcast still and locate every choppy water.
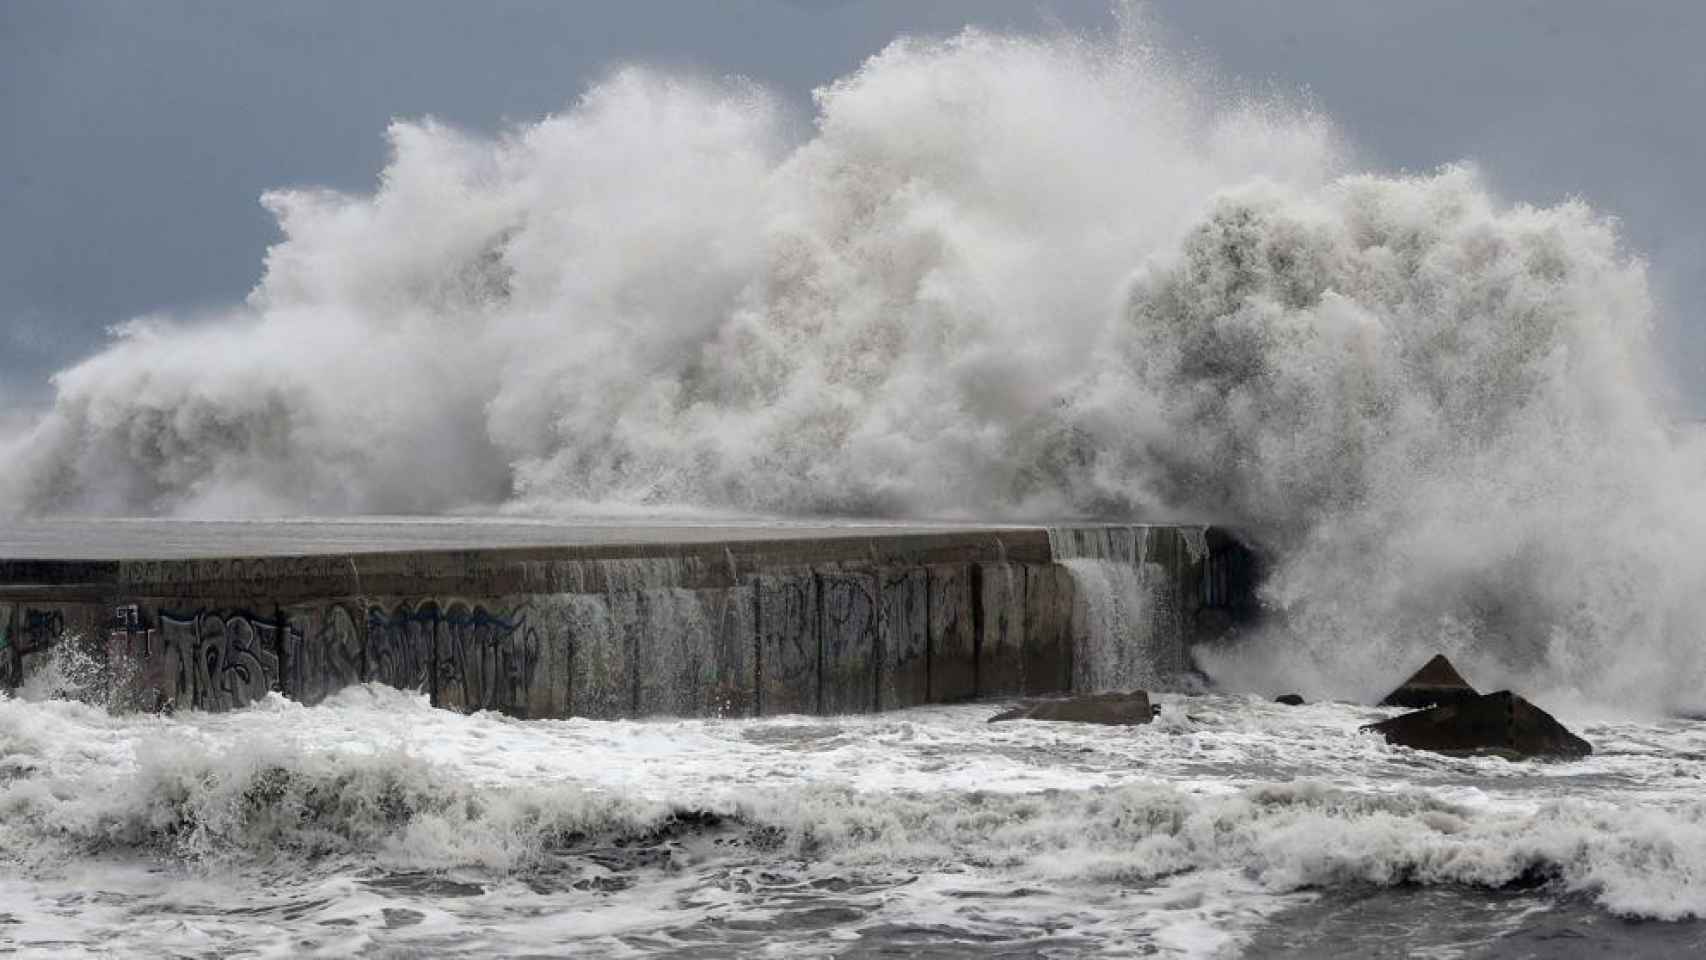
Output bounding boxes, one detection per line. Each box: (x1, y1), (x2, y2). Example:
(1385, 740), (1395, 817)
(1, 686), (1701, 958)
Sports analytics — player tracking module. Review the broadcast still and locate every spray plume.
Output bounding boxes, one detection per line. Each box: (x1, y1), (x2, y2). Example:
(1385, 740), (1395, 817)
(4, 22), (1701, 709)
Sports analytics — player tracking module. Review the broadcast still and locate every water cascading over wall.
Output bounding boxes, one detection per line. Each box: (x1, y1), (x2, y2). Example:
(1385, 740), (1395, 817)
(0, 527), (1262, 718)
(1050, 525), (1246, 692)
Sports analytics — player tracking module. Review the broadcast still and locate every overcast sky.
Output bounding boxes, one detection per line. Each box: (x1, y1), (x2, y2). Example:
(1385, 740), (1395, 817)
(4, 1), (1703, 409)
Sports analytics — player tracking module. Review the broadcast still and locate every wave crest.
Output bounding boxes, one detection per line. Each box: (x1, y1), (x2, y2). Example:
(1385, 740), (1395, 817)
(6, 723), (1702, 921)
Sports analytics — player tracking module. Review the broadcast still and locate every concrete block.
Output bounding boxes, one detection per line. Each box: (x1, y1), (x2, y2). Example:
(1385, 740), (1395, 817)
(282, 603), (364, 706)
(519, 605), (570, 720)
(1067, 566), (1100, 692)
(365, 601), (437, 695)
(819, 571), (878, 714)
(107, 607), (192, 712)
(0, 603), (14, 690)
(159, 609), (283, 712)
(758, 572), (818, 715)
(977, 562), (1026, 697)
(547, 592), (631, 719)
(1146, 562), (1186, 679)
(1023, 564), (1073, 695)
(632, 586), (756, 718)
(432, 600), (549, 717)
(928, 564), (975, 702)
(15, 606), (69, 678)
(878, 568), (929, 710)
(631, 591), (687, 717)
(709, 584), (758, 718)
(449, 596), (571, 721)
(635, 589), (719, 717)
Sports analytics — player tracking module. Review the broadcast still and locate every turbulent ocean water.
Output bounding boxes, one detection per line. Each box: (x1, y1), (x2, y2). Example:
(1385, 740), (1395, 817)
(5, 11), (1706, 956)
(0, 684), (1701, 958)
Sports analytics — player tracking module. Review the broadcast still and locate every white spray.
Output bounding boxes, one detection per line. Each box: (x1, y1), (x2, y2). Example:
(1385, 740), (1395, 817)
(3, 22), (1701, 709)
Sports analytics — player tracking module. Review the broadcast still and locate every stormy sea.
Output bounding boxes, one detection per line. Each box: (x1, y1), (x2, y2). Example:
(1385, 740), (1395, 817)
(4, 16), (1706, 959)
(0, 637), (1703, 958)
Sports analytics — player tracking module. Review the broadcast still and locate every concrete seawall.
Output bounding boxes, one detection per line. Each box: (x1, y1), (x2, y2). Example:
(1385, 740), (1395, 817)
(0, 523), (1259, 718)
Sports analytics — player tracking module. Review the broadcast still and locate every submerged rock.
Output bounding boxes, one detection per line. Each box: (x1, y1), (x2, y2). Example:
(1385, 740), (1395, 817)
(1274, 694), (1306, 706)
(1363, 690), (1592, 759)
(989, 691), (1155, 726)
(1379, 654), (1479, 709)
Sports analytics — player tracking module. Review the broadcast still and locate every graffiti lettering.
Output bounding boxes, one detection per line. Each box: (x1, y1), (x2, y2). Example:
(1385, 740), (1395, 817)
(434, 603), (538, 715)
(161, 611), (283, 711)
(283, 605), (362, 706)
(367, 602), (436, 693)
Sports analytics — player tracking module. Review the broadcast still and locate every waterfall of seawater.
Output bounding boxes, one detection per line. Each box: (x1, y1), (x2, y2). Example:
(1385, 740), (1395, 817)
(1049, 526), (1204, 693)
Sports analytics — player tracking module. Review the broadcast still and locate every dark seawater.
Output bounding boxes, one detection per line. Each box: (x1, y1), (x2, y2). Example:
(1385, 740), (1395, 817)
(1249, 887), (1706, 959)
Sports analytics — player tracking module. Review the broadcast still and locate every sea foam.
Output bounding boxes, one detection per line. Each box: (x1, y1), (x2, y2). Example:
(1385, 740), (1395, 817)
(1, 690), (1702, 923)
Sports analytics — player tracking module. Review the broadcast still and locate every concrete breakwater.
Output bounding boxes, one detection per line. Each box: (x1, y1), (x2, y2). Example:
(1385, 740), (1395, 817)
(0, 524), (1258, 718)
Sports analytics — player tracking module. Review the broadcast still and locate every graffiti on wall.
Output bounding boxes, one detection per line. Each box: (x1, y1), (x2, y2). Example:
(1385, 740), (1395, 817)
(4, 555), (1101, 721)
(161, 611), (283, 712)
(93, 599), (541, 714)
(367, 602), (437, 694)
(94, 599), (539, 714)
(283, 604), (362, 707)
(434, 603), (539, 715)
(108, 606), (193, 713)
(758, 575), (818, 715)
(819, 573), (877, 714)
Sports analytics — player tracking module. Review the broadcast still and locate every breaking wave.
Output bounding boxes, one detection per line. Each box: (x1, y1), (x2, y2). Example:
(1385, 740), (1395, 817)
(1, 693), (1701, 922)
(4, 19), (1704, 705)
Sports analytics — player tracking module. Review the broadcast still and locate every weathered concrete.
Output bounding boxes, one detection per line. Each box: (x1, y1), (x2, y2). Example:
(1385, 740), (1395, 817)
(977, 563), (1026, 697)
(556, 593), (629, 720)
(0, 602), (15, 690)
(283, 603), (363, 707)
(820, 572), (878, 714)
(630, 587), (756, 718)
(758, 572), (819, 716)
(629, 587), (753, 718)
(928, 564), (976, 703)
(365, 601), (436, 696)
(0, 522), (1260, 720)
(1021, 564), (1073, 696)
(876, 568), (929, 711)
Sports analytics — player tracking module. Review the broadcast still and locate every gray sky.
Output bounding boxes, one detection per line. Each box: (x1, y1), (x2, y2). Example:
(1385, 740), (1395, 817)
(4, 1), (1703, 409)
